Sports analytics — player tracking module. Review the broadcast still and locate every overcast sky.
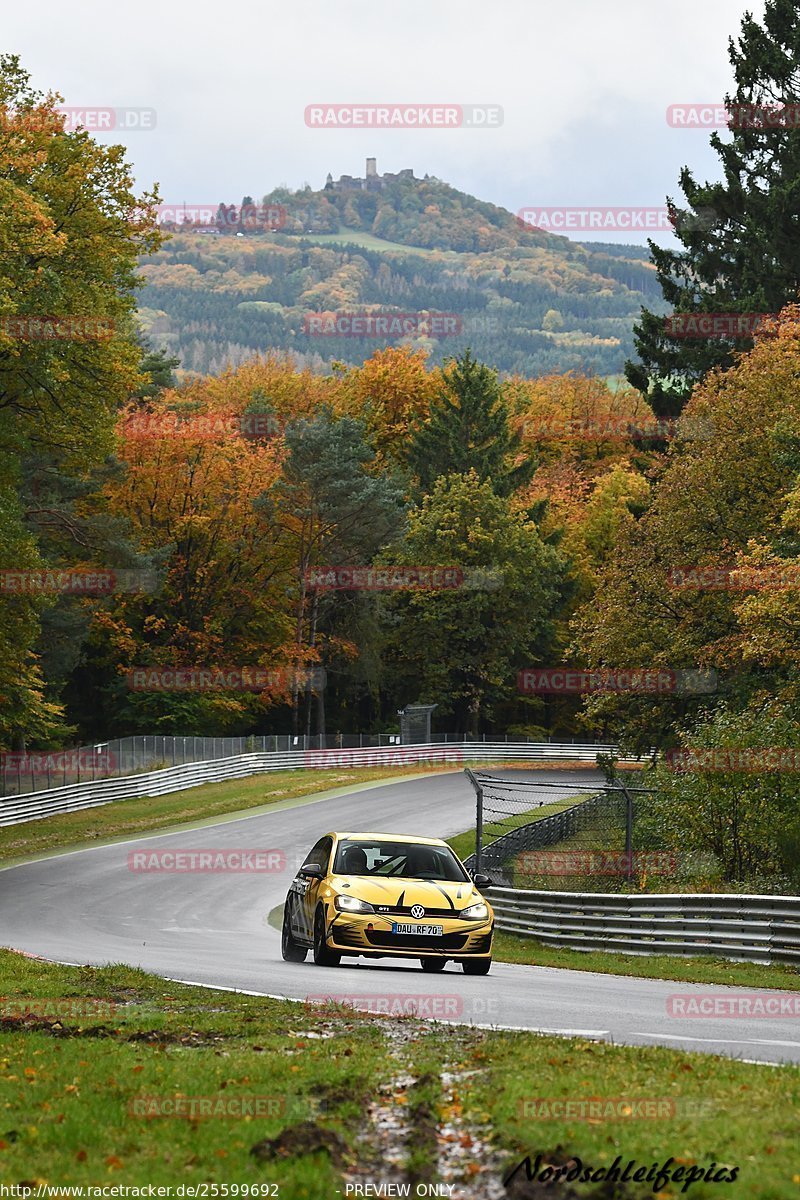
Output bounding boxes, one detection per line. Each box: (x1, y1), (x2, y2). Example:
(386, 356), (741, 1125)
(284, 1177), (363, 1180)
(5, 0), (761, 243)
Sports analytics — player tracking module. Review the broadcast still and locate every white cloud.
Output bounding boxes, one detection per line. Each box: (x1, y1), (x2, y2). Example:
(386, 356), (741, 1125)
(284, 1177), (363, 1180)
(4, 0), (762, 241)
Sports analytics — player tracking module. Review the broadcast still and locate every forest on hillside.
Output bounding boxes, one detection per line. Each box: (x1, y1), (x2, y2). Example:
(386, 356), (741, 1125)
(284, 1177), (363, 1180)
(138, 176), (664, 379)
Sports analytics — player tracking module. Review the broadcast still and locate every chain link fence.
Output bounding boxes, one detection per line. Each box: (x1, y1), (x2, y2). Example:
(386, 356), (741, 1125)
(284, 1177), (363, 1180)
(0, 732), (599, 797)
(463, 769), (706, 893)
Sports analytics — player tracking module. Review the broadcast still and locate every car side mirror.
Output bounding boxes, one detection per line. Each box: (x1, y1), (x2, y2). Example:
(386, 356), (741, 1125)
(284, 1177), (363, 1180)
(472, 872), (495, 889)
(300, 861), (324, 878)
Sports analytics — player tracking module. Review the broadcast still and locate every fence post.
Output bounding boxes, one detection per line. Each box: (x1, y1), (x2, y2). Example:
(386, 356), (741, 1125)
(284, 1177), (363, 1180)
(615, 779), (635, 883)
(464, 768), (483, 873)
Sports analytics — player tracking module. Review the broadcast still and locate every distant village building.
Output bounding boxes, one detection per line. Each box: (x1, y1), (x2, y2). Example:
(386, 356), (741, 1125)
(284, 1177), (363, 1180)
(324, 158), (417, 192)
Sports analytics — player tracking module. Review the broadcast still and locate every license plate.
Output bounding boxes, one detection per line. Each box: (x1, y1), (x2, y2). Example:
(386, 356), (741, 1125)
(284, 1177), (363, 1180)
(391, 923), (444, 936)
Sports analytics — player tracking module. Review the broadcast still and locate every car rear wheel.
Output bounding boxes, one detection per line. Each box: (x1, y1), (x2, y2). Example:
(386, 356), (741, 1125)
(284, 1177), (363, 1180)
(313, 906), (341, 967)
(281, 900), (308, 962)
(420, 957), (447, 972)
(462, 958), (491, 975)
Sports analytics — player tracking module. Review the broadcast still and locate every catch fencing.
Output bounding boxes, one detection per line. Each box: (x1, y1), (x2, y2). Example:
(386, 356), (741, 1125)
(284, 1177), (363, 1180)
(0, 741), (624, 827)
(463, 771), (657, 889)
(486, 888), (800, 964)
(0, 732), (622, 797)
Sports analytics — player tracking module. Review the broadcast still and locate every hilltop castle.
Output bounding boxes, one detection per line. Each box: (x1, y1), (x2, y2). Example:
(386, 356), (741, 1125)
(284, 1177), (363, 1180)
(324, 158), (417, 192)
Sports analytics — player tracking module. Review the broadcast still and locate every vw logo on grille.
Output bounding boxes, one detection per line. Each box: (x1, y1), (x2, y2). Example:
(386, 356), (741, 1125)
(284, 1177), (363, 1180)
(410, 904), (425, 919)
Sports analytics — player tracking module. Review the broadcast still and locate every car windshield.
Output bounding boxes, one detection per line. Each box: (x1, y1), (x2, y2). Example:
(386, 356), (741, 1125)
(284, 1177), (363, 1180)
(333, 839), (470, 882)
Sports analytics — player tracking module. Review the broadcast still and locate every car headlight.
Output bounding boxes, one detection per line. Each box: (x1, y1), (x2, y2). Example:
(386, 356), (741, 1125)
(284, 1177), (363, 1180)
(461, 901), (489, 920)
(334, 894), (375, 914)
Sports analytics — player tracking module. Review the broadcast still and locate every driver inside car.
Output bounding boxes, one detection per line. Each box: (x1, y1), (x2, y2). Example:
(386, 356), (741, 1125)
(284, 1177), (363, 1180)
(342, 845), (369, 874)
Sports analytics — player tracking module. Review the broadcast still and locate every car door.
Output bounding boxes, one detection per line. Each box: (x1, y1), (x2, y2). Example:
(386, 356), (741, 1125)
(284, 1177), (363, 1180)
(297, 835), (333, 941)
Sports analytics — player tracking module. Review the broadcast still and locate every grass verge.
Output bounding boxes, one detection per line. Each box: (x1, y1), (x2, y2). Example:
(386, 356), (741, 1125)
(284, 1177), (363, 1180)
(1, 950), (797, 1197)
(0, 764), (464, 867)
(494, 931), (800, 991)
(446, 798), (575, 863)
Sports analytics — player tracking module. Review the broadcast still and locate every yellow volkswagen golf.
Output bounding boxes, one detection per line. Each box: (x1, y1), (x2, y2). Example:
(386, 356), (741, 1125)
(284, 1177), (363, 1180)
(281, 831), (494, 973)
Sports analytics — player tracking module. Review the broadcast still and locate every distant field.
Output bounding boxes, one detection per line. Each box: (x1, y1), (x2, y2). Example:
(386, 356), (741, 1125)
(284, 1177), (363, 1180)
(289, 230), (443, 257)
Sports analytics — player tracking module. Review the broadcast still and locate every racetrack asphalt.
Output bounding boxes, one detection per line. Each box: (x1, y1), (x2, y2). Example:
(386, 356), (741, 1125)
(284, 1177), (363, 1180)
(1, 768), (798, 1065)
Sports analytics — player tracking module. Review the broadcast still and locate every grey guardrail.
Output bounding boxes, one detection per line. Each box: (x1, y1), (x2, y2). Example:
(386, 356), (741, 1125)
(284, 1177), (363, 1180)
(487, 888), (800, 964)
(0, 741), (621, 827)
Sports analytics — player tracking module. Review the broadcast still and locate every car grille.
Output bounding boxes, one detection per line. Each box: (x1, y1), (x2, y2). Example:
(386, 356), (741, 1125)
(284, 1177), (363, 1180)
(372, 905), (462, 919)
(365, 930), (469, 951)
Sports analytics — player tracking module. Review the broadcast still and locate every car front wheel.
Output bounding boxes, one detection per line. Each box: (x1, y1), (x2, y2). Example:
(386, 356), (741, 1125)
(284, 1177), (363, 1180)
(313, 906), (341, 967)
(420, 957), (447, 972)
(462, 958), (491, 975)
(281, 900), (308, 962)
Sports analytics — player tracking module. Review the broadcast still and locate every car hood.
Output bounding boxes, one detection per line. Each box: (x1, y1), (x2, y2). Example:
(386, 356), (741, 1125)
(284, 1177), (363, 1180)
(331, 875), (484, 912)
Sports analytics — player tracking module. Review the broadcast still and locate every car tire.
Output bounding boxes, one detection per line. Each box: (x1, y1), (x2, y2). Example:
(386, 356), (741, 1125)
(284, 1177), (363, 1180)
(462, 958), (491, 975)
(420, 957), (447, 972)
(313, 906), (341, 967)
(281, 900), (308, 962)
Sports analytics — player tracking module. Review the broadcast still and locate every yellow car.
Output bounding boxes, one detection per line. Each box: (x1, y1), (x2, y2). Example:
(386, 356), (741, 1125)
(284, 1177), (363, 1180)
(281, 831), (495, 974)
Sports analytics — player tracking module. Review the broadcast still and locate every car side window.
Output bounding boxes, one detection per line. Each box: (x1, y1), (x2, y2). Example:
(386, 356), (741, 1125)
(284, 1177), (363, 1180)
(305, 836), (332, 872)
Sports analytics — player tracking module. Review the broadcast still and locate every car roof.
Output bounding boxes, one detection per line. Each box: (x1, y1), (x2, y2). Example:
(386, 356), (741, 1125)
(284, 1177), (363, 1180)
(327, 832), (450, 848)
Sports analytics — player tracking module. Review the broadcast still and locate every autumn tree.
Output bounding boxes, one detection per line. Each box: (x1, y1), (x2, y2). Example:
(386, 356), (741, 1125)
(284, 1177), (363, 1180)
(574, 306), (800, 752)
(89, 397), (291, 736)
(0, 55), (160, 748)
(382, 471), (566, 736)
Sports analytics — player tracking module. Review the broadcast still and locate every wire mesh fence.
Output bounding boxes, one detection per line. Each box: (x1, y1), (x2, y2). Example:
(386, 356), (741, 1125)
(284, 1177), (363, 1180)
(463, 769), (695, 893)
(0, 731), (596, 797)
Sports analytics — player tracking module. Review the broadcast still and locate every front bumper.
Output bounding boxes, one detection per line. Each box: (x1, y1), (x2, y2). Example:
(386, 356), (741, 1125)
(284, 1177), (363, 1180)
(328, 910), (494, 958)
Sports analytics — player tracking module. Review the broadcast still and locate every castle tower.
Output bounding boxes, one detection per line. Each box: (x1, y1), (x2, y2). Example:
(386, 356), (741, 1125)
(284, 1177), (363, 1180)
(366, 157), (377, 178)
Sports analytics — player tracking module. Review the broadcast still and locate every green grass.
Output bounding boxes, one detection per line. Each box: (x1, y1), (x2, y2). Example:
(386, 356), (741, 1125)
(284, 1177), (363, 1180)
(462, 1027), (799, 1200)
(494, 931), (800, 991)
(446, 798), (575, 862)
(1, 950), (797, 1197)
(0, 949), (382, 1191)
(288, 230), (443, 257)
